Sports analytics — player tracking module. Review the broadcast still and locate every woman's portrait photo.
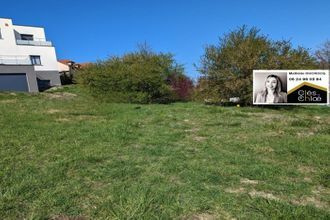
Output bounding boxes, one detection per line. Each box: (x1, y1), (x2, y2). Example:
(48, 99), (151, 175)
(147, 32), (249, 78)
(254, 72), (287, 104)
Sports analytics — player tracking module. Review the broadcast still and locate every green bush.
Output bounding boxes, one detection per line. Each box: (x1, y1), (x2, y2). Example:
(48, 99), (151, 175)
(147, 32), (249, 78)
(76, 47), (188, 104)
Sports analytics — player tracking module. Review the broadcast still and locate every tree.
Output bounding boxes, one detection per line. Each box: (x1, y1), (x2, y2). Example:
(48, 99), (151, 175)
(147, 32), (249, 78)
(196, 26), (318, 105)
(315, 40), (330, 69)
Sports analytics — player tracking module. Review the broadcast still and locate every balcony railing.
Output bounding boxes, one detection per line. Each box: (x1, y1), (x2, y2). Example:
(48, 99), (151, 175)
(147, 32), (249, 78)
(16, 38), (52, 47)
(0, 55), (32, 65)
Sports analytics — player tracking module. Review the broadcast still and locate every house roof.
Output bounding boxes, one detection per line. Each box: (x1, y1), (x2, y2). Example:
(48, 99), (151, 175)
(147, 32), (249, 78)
(58, 59), (74, 65)
(58, 59), (93, 69)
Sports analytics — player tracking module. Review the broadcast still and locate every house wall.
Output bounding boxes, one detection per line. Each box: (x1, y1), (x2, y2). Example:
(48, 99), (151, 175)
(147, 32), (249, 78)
(58, 62), (70, 72)
(0, 18), (60, 86)
(0, 65), (39, 92)
(13, 25), (46, 40)
(0, 18), (15, 47)
(36, 71), (61, 86)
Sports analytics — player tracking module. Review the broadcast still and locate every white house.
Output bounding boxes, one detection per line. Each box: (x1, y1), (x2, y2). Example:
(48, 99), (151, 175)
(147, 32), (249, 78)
(58, 60), (70, 73)
(0, 18), (61, 92)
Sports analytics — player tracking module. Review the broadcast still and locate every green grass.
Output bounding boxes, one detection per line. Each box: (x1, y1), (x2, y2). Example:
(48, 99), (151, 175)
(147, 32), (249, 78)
(0, 85), (329, 219)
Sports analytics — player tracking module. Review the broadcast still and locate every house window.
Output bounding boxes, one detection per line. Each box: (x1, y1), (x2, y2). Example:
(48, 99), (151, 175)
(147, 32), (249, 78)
(30, 56), (41, 65)
(21, 34), (34, 41)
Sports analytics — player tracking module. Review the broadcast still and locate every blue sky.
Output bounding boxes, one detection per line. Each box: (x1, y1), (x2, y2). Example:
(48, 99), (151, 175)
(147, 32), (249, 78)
(2, 0), (330, 79)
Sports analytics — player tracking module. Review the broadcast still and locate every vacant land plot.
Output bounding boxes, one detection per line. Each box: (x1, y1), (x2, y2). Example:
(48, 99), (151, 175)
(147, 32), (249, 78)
(0, 86), (329, 219)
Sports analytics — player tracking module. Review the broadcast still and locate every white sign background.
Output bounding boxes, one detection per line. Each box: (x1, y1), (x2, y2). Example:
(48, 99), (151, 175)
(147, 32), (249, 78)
(253, 70), (329, 105)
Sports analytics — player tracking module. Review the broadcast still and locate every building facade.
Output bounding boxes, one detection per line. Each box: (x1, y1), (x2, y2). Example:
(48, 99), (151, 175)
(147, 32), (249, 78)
(0, 18), (61, 92)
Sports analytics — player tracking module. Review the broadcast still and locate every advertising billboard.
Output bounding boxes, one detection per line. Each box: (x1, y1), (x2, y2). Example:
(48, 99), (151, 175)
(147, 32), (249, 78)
(253, 70), (329, 105)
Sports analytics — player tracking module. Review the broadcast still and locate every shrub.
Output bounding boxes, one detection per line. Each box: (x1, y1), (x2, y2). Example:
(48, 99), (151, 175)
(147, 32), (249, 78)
(76, 47), (190, 104)
(167, 73), (194, 102)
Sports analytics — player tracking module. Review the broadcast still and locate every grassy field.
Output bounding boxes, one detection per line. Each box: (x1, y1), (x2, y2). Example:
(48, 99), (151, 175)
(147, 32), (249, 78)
(0, 86), (329, 219)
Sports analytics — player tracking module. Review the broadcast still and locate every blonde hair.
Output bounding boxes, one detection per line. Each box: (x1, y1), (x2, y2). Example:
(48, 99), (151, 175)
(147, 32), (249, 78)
(259, 74), (283, 102)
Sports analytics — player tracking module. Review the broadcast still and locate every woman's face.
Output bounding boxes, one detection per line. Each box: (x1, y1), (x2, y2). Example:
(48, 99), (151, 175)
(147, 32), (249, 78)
(266, 77), (277, 91)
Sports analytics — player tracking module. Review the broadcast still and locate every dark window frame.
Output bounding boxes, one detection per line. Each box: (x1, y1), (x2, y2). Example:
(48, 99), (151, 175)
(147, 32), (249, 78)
(21, 34), (34, 41)
(30, 55), (42, 65)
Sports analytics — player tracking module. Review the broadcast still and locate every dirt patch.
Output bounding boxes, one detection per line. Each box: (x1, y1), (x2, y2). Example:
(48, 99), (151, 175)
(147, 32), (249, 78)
(169, 175), (183, 185)
(44, 92), (77, 99)
(132, 144), (142, 149)
(265, 130), (285, 137)
(312, 116), (327, 124)
(184, 128), (200, 133)
(297, 132), (315, 137)
(213, 208), (236, 220)
(314, 116), (322, 121)
(182, 213), (216, 220)
(291, 185), (330, 209)
(225, 187), (246, 194)
(55, 115), (105, 122)
(46, 109), (63, 114)
(50, 215), (87, 220)
(298, 165), (316, 175)
(76, 115), (99, 120)
(0, 99), (17, 103)
(291, 196), (328, 209)
(240, 178), (259, 185)
(55, 118), (71, 122)
(235, 135), (248, 142)
(192, 136), (207, 142)
(312, 185), (330, 196)
(254, 146), (274, 153)
(259, 157), (278, 164)
(47, 86), (64, 92)
(248, 190), (280, 201)
(225, 181), (328, 210)
(303, 177), (313, 183)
